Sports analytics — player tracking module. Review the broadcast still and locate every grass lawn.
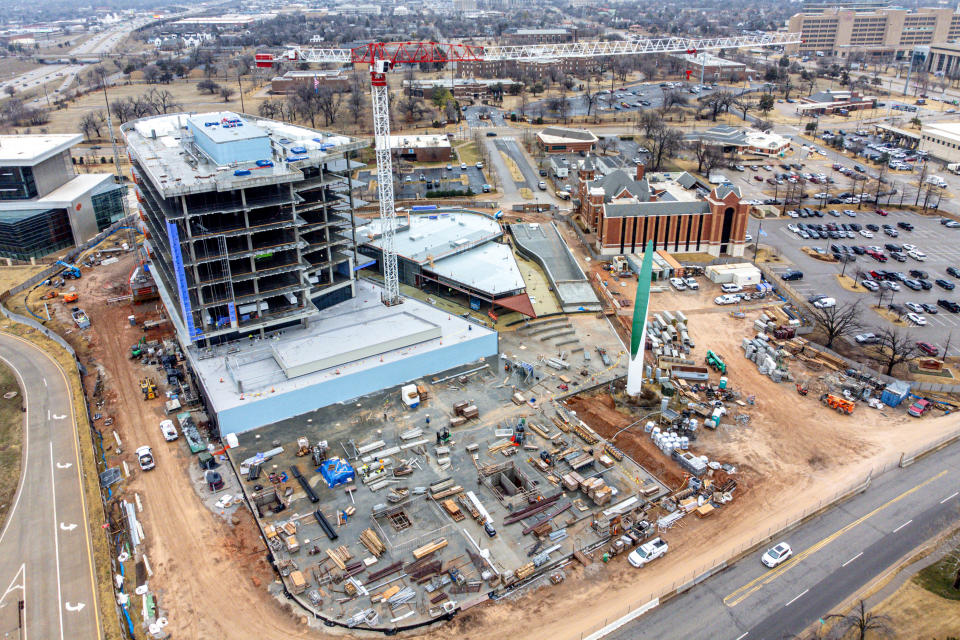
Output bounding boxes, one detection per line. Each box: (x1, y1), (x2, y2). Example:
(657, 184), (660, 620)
(914, 546), (960, 601)
(0, 359), (23, 531)
(455, 141), (480, 166)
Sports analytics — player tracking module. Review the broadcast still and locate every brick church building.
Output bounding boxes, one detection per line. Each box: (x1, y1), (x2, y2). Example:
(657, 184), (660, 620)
(576, 158), (749, 257)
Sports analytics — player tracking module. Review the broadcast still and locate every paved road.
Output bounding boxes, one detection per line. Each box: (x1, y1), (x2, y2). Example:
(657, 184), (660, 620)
(0, 333), (100, 640)
(609, 440), (960, 640)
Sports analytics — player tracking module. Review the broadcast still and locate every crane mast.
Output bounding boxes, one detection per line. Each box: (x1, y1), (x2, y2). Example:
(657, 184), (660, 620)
(277, 33), (801, 308)
(370, 60), (402, 306)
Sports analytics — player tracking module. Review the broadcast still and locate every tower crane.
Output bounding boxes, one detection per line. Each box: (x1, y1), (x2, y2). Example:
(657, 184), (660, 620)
(261, 33), (800, 307)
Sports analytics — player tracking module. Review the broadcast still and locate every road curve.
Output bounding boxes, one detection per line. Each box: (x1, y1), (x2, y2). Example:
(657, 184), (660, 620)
(0, 332), (101, 640)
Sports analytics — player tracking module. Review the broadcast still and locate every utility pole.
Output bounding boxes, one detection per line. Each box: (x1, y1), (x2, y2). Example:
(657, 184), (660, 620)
(903, 48), (917, 96)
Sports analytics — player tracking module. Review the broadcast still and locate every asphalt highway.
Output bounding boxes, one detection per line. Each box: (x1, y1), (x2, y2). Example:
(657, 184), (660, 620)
(0, 333), (100, 640)
(609, 440), (960, 640)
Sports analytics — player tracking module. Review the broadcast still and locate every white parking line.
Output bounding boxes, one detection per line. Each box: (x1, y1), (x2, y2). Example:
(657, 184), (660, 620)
(941, 492), (958, 504)
(893, 519), (913, 533)
(842, 552), (863, 567)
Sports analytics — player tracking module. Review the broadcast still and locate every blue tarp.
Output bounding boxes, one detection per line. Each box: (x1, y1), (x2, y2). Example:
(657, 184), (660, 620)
(320, 457), (356, 489)
(881, 380), (911, 407)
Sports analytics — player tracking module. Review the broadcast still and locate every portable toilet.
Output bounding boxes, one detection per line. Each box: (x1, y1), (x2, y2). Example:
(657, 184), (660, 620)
(718, 376), (728, 389)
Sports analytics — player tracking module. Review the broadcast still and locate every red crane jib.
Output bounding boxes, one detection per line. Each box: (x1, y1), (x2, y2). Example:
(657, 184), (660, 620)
(349, 42), (485, 64)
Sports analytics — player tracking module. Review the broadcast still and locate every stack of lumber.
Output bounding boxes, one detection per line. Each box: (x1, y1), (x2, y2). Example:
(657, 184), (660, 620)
(442, 499), (465, 521)
(458, 495), (483, 522)
(431, 485), (463, 500)
(326, 546), (352, 570)
(367, 561), (403, 582)
(359, 528), (386, 557)
(515, 562), (536, 580)
(412, 538), (448, 559)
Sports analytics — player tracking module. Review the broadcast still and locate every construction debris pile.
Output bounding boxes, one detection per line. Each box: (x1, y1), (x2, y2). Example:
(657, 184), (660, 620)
(647, 310), (691, 359)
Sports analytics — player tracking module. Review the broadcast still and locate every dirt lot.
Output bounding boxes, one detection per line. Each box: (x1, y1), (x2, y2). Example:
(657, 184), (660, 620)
(19, 247), (960, 640)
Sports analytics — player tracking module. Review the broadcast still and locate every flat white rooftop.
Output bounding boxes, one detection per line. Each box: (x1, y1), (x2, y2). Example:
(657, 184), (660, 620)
(188, 279), (496, 416)
(0, 134), (81, 166)
(389, 134), (451, 150)
(429, 241), (525, 296)
(0, 173), (117, 211)
(358, 211), (502, 263)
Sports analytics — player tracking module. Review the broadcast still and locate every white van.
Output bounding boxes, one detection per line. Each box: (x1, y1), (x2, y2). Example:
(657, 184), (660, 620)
(720, 283), (743, 293)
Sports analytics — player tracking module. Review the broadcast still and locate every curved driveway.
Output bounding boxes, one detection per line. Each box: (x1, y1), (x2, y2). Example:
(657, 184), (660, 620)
(0, 333), (100, 640)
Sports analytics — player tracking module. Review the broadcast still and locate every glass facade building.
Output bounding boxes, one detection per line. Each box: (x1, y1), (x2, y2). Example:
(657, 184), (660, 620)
(0, 208), (73, 260)
(0, 166), (38, 200)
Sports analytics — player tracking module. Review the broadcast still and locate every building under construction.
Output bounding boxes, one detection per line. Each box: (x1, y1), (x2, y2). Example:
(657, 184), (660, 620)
(124, 111), (369, 344)
(124, 112), (497, 434)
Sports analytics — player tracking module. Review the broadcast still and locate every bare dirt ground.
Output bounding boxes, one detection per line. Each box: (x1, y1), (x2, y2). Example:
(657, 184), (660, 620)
(44, 255), (311, 639)
(26, 249), (959, 640)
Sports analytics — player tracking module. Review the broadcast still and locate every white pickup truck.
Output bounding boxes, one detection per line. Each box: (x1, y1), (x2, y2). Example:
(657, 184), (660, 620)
(628, 537), (668, 567)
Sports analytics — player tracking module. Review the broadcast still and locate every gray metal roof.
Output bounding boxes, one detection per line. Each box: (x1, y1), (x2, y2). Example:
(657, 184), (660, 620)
(603, 201), (711, 218)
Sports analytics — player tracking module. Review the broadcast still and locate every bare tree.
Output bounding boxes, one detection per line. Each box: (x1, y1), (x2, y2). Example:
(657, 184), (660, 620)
(79, 111), (104, 141)
(702, 91), (735, 121)
(197, 79), (220, 95)
(316, 87), (341, 126)
(661, 89), (688, 116)
(346, 74), (365, 126)
(873, 328), (920, 376)
(646, 123), (684, 171)
(809, 300), (863, 348)
(823, 600), (893, 640)
(144, 88), (179, 114)
(583, 75), (598, 118)
(637, 110), (661, 138)
(219, 86), (235, 103)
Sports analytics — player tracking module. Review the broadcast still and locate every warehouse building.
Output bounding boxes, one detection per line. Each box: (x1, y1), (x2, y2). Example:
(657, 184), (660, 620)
(357, 210), (535, 318)
(0, 134), (126, 261)
(669, 53), (748, 82)
(576, 160), (749, 257)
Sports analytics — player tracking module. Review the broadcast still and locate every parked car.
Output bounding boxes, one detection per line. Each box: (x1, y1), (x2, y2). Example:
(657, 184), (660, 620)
(855, 333), (880, 344)
(720, 283), (743, 293)
(905, 302), (924, 313)
(761, 542), (793, 568)
(936, 279), (956, 290)
(159, 419), (178, 441)
(137, 445), (155, 471)
(937, 299), (960, 312)
(906, 312), (927, 326)
(916, 342), (939, 356)
(781, 270), (803, 281)
(714, 294), (742, 305)
(684, 277), (699, 290)
(947, 266), (960, 278)
(861, 279), (879, 291)
(813, 297), (836, 309)
(669, 277), (687, 291)
(907, 398), (931, 417)
(921, 303), (939, 314)
(628, 537), (669, 568)
(909, 269), (929, 279)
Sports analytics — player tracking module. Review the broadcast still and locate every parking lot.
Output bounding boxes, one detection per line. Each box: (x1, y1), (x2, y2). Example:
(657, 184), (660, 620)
(751, 208), (960, 357)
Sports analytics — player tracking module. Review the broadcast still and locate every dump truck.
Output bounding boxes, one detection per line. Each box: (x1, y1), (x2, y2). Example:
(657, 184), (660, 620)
(820, 393), (854, 414)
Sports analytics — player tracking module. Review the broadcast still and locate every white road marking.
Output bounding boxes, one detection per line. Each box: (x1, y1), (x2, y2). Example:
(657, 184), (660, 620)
(0, 355), (29, 548)
(59, 523), (77, 532)
(55, 462), (72, 469)
(842, 552), (863, 567)
(43, 378), (47, 387)
(49, 442), (64, 640)
(941, 492), (959, 504)
(64, 602), (85, 612)
(0, 563), (25, 605)
(735, 633), (749, 640)
(784, 589), (809, 607)
(51, 414), (65, 420)
(893, 519), (913, 533)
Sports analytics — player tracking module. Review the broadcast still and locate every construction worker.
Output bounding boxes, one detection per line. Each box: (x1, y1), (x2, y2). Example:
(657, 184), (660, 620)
(425, 414), (430, 427)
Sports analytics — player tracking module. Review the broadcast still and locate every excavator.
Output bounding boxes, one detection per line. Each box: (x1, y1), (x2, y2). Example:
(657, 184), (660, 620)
(130, 337), (146, 359)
